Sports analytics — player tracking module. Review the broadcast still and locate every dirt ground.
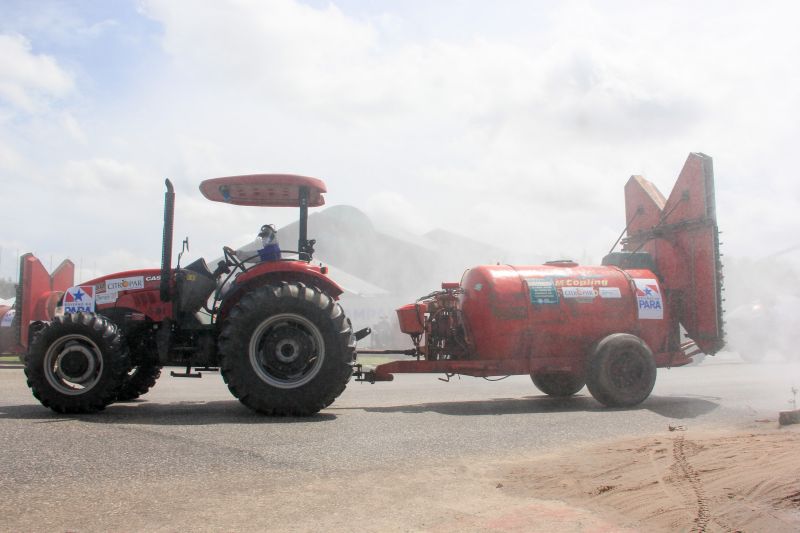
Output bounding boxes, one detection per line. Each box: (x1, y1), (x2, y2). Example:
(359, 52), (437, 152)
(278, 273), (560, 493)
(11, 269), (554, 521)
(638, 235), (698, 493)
(192, 424), (800, 532)
(296, 425), (800, 533)
(488, 425), (800, 533)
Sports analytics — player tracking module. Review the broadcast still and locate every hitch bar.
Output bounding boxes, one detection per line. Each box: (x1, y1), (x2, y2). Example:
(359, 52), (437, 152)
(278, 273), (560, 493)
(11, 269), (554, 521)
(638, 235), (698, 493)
(357, 348), (418, 356)
(352, 364), (394, 383)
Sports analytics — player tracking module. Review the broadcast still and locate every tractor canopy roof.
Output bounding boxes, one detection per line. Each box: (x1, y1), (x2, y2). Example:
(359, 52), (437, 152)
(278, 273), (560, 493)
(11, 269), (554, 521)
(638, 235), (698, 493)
(199, 174), (326, 207)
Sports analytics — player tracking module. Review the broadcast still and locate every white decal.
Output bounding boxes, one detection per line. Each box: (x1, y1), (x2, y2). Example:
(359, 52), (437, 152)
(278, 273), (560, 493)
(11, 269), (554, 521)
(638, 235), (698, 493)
(562, 287), (596, 299)
(1, 309), (14, 328)
(599, 287), (622, 299)
(63, 286), (96, 314)
(634, 278), (663, 319)
(106, 276), (144, 292)
(96, 291), (118, 305)
(145, 275), (161, 282)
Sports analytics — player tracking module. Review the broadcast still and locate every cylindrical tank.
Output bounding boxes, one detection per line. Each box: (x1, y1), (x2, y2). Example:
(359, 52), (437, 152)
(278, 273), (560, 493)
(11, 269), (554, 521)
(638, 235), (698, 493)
(459, 263), (669, 361)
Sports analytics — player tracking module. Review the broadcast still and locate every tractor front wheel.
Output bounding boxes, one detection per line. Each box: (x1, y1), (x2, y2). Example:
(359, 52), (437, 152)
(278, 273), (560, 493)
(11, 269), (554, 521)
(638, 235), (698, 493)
(531, 371), (585, 397)
(25, 313), (130, 413)
(586, 333), (656, 408)
(117, 363), (162, 401)
(218, 283), (355, 416)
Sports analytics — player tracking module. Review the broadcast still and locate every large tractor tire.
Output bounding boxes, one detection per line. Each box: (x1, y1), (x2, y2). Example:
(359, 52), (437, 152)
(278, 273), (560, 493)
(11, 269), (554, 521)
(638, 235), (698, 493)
(218, 282), (356, 416)
(117, 363), (162, 401)
(25, 313), (130, 414)
(531, 371), (585, 397)
(586, 333), (656, 408)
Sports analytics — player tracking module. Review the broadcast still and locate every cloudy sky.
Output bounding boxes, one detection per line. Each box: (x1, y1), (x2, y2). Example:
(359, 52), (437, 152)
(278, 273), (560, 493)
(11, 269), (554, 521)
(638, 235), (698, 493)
(1, 0), (799, 282)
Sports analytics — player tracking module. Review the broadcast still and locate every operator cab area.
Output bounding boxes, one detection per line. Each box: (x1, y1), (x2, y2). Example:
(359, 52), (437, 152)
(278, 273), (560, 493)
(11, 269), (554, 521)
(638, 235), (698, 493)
(173, 174), (330, 319)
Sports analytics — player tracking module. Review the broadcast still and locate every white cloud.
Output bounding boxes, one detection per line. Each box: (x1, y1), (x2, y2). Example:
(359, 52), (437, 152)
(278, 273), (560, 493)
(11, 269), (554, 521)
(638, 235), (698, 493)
(0, 33), (73, 112)
(364, 191), (432, 236)
(0, 139), (22, 171)
(60, 112), (87, 144)
(62, 157), (142, 192)
(3, 0), (800, 280)
(128, 0), (800, 264)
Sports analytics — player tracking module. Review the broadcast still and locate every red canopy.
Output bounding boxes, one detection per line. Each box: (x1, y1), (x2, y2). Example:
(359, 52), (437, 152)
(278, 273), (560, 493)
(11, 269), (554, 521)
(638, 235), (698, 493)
(199, 174), (327, 207)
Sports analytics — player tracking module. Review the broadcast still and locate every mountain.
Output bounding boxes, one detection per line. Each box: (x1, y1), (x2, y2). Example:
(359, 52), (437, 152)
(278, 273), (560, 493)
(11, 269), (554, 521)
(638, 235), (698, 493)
(277, 205), (507, 298)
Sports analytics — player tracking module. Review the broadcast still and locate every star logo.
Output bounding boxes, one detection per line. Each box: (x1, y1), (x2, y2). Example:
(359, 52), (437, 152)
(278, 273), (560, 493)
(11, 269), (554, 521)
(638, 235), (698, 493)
(73, 289), (85, 301)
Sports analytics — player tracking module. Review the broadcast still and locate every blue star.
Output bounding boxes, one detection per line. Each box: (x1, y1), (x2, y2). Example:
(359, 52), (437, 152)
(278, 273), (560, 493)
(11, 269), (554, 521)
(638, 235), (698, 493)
(74, 289), (84, 301)
(644, 287), (652, 296)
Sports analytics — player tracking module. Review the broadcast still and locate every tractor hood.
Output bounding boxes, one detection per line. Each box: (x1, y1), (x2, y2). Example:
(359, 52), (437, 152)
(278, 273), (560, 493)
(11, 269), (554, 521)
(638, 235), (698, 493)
(82, 269), (163, 296)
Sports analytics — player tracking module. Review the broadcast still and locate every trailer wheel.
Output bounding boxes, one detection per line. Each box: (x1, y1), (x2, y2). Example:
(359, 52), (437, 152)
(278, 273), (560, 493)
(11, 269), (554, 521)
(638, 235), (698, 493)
(117, 363), (162, 401)
(586, 333), (656, 408)
(25, 313), (130, 414)
(531, 372), (585, 397)
(218, 282), (355, 416)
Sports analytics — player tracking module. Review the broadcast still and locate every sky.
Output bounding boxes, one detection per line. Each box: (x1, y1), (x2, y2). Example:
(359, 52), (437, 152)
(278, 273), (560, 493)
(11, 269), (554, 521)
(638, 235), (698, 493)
(1, 0), (800, 283)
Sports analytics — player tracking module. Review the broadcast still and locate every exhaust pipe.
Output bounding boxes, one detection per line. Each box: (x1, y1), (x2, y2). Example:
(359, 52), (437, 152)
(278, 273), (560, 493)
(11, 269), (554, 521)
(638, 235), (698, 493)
(160, 179), (175, 302)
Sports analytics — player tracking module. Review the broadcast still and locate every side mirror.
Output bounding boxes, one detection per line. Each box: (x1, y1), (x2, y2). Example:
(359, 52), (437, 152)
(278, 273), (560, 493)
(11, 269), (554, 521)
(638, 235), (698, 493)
(177, 237), (190, 268)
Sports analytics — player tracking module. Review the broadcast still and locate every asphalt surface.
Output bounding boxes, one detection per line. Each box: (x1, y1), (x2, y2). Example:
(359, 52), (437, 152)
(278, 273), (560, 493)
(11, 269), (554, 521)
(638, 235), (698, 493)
(1, 352), (798, 531)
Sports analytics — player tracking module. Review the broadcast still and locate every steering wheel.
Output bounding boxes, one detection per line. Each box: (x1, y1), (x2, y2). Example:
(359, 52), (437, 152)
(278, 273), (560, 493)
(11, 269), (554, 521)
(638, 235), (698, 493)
(222, 246), (245, 270)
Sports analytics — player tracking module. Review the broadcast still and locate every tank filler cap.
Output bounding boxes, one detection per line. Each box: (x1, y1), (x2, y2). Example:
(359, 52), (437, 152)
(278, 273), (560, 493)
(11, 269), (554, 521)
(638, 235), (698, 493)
(544, 259), (578, 267)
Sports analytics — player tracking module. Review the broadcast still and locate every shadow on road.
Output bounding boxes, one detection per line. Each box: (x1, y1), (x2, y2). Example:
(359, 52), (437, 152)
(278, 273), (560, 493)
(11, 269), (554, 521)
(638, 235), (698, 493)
(0, 400), (337, 425)
(341, 393), (718, 419)
(0, 394), (719, 423)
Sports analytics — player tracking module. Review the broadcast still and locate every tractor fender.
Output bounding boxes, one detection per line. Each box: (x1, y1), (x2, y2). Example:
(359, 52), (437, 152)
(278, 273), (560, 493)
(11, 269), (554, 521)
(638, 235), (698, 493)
(217, 261), (343, 325)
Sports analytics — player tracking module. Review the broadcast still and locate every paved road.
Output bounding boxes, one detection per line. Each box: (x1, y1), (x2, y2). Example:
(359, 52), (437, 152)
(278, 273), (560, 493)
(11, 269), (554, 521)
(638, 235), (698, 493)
(0, 352), (797, 531)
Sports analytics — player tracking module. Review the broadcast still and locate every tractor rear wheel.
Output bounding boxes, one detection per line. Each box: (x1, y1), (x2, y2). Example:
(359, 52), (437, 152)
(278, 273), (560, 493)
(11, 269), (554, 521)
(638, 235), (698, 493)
(25, 313), (130, 413)
(531, 371), (585, 397)
(218, 282), (355, 416)
(586, 333), (656, 408)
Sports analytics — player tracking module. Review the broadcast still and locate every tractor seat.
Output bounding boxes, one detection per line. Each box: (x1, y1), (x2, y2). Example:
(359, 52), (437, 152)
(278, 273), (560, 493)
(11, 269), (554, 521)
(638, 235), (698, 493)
(184, 257), (215, 279)
(179, 258), (217, 313)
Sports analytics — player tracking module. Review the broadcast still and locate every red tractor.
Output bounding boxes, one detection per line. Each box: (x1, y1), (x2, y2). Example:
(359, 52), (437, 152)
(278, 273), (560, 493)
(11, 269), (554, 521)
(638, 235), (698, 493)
(1, 175), (363, 415)
(1, 152), (723, 414)
(356, 152), (725, 407)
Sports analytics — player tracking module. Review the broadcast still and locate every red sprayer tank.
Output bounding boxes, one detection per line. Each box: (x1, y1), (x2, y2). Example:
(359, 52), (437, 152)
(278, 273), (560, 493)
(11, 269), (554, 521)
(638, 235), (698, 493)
(458, 264), (673, 366)
(365, 153), (724, 408)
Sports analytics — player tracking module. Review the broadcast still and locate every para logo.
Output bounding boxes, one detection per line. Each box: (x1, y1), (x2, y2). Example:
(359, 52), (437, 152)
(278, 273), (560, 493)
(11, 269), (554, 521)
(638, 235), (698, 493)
(634, 278), (663, 319)
(63, 286), (96, 314)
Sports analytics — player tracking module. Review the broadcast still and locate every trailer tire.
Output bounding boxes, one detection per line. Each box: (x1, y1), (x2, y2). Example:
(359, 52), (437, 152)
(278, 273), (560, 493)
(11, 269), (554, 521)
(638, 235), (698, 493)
(117, 363), (162, 401)
(531, 372), (585, 397)
(25, 313), (130, 414)
(219, 282), (355, 416)
(586, 333), (656, 408)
